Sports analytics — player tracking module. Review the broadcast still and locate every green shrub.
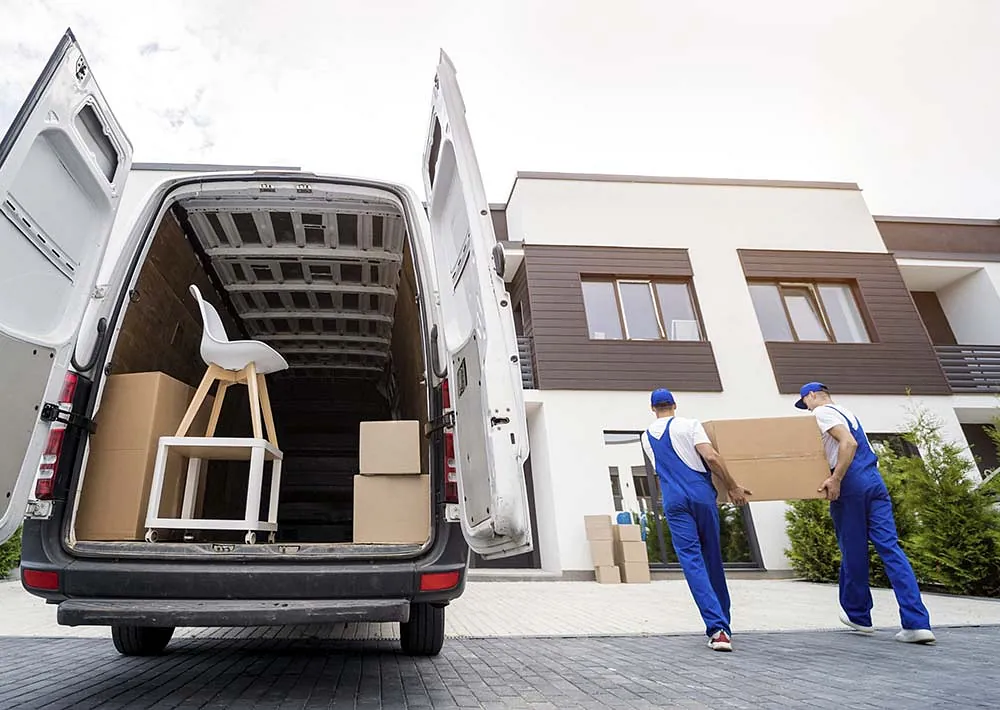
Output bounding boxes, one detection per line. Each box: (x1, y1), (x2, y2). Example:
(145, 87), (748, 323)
(784, 499), (839, 582)
(0, 527), (21, 579)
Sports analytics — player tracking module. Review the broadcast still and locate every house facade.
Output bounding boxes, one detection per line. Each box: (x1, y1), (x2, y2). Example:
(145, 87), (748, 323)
(474, 172), (1000, 576)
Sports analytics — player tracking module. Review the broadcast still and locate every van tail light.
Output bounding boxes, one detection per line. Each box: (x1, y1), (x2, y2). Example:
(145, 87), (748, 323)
(22, 569), (60, 591)
(420, 570), (461, 592)
(34, 372), (78, 501)
(441, 379), (459, 505)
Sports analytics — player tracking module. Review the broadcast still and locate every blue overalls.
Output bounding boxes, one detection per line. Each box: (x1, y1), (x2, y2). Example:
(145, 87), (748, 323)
(825, 406), (931, 631)
(646, 418), (730, 637)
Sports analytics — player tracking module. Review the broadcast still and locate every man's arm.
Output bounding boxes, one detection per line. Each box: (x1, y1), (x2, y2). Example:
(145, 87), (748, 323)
(815, 423), (857, 501)
(695, 442), (751, 505)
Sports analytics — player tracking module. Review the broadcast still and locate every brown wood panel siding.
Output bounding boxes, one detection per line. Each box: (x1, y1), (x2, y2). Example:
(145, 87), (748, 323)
(739, 249), (950, 395)
(522, 245), (722, 391)
(509, 263), (531, 336)
(877, 220), (1000, 256)
(912, 292), (957, 345)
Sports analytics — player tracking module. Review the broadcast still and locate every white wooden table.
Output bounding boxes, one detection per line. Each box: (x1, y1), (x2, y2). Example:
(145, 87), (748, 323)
(144, 436), (282, 545)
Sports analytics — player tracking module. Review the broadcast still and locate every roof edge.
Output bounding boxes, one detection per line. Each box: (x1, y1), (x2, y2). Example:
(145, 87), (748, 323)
(874, 215), (1000, 226)
(513, 171), (860, 191)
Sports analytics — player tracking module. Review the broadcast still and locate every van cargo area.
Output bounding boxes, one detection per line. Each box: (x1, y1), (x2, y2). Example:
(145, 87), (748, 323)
(71, 180), (434, 555)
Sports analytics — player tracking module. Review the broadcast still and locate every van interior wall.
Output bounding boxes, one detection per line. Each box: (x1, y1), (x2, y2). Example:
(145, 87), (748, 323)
(90, 206), (428, 545)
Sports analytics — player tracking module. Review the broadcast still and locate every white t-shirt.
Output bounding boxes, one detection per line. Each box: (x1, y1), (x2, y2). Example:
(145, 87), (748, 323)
(813, 404), (867, 469)
(641, 416), (711, 473)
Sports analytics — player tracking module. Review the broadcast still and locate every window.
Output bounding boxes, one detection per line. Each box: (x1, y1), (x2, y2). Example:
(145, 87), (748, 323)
(75, 104), (119, 182)
(749, 281), (870, 343)
(609, 467), (623, 511)
(581, 278), (704, 341)
(631, 466), (655, 513)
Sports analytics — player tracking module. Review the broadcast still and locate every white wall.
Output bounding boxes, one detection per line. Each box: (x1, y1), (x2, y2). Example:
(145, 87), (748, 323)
(939, 265), (1000, 345)
(527, 389), (974, 573)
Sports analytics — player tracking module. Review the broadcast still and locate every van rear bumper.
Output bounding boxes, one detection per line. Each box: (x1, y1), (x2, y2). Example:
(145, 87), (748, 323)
(58, 598), (410, 627)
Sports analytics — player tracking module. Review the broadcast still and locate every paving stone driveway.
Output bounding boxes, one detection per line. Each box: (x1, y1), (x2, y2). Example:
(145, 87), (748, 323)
(0, 627), (995, 709)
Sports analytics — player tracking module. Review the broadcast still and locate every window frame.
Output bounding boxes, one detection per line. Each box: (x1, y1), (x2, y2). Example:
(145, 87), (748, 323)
(580, 276), (705, 343)
(750, 279), (873, 344)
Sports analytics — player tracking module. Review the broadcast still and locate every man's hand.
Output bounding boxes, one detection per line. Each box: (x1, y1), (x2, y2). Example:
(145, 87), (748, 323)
(728, 486), (752, 506)
(819, 476), (841, 501)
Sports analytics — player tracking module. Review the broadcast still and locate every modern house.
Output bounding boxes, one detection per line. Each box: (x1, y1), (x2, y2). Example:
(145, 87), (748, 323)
(472, 172), (1000, 576)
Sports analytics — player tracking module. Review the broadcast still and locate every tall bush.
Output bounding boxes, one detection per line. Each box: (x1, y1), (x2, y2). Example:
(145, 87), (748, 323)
(0, 527), (21, 579)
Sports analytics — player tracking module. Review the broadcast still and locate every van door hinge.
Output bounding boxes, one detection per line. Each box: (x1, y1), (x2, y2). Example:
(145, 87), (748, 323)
(40, 403), (96, 434)
(425, 410), (455, 435)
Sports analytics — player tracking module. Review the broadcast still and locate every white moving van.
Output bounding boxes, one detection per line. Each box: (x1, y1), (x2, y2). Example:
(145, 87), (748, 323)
(0, 29), (531, 657)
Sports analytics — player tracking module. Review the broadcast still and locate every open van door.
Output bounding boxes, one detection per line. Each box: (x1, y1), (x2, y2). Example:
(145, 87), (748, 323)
(0, 30), (132, 544)
(422, 51), (531, 559)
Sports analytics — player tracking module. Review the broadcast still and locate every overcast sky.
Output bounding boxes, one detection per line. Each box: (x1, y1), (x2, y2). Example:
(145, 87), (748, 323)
(2, 0), (997, 218)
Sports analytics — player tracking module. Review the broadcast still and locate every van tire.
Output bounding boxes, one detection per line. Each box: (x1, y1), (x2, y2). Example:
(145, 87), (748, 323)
(111, 625), (175, 656)
(400, 603), (445, 656)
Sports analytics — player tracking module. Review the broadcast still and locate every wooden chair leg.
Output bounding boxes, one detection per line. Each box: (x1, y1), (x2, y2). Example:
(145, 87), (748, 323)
(245, 362), (263, 440)
(175, 366), (219, 437)
(205, 382), (229, 437)
(257, 374), (279, 448)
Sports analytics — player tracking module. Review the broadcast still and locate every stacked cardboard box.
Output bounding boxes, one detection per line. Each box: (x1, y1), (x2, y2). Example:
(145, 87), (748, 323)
(353, 420), (430, 544)
(76, 372), (212, 541)
(701, 417), (829, 503)
(613, 524), (651, 583)
(584, 515), (620, 584)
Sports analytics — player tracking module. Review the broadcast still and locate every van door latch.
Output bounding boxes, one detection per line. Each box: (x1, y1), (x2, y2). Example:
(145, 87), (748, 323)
(40, 403), (96, 434)
(425, 410), (455, 435)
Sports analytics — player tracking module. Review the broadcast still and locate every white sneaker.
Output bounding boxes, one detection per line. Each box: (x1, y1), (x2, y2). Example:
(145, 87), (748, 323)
(839, 609), (874, 634)
(708, 630), (733, 652)
(895, 629), (936, 645)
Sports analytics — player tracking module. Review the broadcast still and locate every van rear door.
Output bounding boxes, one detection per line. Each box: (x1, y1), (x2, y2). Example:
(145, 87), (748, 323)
(422, 51), (532, 559)
(0, 29), (132, 544)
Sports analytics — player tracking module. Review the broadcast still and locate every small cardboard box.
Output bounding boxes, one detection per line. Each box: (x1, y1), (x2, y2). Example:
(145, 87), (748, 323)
(620, 562), (652, 584)
(702, 416), (830, 504)
(75, 372), (212, 541)
(614, 539), (649, 564)
(353, 474), (430, 543)
(589, 540), (615, 568)
(359, 420), (422, 475)
(613, 524), (643, 543)
(584, 515), (613, 541)
(594, 566), (621, 584)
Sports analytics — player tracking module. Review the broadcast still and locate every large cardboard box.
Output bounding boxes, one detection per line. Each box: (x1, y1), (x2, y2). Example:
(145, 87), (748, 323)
(613, 524), (643, 543)
(614, 539), (649, 564)
(359, 420), (422, 475)
(594, 566), (621, 584)
(353, 474), (430, 543)
(620, 562), (652, 584)
(75, 372), (212, 541)
(584, 515), (613, 541)
(702, 416), (830, 504)
(589, 540), (615, 568)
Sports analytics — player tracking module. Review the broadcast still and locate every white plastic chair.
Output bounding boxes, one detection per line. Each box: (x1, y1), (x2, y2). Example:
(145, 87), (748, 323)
(175, 285), (289, 444)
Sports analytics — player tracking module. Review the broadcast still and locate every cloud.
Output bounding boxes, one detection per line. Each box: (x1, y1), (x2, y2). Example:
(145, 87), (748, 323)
(138, 41), (178, 57)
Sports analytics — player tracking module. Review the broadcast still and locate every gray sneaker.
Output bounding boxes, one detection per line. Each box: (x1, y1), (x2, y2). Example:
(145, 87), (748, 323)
(895, 629), (936, 645)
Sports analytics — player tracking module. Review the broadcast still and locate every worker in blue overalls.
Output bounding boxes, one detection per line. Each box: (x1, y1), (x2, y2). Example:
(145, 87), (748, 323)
(796, 382), (936, 644)
(641, 388), (752, 652)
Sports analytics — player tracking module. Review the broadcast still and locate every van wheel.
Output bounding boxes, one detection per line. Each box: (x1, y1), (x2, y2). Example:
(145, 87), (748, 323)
(111, 625), (175, 656)
(400, 603), (445, 656)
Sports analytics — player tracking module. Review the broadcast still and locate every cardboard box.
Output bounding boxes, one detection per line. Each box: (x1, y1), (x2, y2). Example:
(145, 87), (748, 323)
(589, 540), (615, 568)
(359, 420), (422, 475)
(353, 474), (430, 543)
(614, 539), (649, 564)
(584, 515), (613, 541)
(613, 524), (643, 542)
(702, 416), (830, 504)
(75, 372), (212, 541)
(594, 566), (621, 584)
(620, 562), (652, 584)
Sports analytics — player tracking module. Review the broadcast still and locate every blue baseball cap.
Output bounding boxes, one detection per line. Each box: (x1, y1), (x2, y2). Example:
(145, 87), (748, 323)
(795, 382), (828, 410)
(650, 388), (675, 407)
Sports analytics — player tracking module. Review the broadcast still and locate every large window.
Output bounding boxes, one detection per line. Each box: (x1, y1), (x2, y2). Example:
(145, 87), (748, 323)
(581, 278), (704, 341)
(748, 281), (871, 343)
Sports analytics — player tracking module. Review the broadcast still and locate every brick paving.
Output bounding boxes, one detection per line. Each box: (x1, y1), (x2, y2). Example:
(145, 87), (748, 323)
(0, 627), (995, 709)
